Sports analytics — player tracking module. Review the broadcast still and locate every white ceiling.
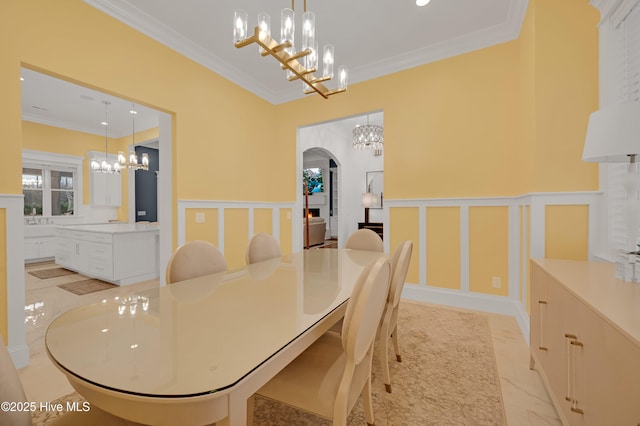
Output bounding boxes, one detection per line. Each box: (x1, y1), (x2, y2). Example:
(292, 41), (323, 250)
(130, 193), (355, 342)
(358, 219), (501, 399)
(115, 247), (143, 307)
(21, 0), (527, 136)
(21, 67), (159, 139)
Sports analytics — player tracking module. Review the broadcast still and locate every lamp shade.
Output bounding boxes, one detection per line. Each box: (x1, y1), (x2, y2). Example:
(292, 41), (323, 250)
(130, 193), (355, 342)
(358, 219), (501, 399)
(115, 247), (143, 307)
(362, 192), (378, 208)
(583, 102), (640, 163)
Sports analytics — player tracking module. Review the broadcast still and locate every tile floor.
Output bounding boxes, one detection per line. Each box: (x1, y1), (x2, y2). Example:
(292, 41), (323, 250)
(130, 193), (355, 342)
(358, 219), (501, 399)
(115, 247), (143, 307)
(18, 262), (561, 425)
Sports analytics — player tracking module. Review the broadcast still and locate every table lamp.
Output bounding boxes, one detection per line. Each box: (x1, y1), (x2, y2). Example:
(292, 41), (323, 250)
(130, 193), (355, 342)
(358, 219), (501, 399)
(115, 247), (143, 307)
(583, 101), (640, 280)
(362, 192), (378, 224)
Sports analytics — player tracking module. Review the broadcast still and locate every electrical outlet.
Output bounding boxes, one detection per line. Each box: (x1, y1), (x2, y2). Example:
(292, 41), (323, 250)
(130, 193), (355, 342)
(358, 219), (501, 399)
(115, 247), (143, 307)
(492, 276), (501, 289)
(195, 212), (205, 223)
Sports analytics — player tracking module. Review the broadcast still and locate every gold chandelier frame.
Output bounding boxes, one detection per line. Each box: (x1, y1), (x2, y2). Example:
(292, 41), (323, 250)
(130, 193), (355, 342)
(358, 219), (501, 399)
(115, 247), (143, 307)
(234, 1), (346, 99)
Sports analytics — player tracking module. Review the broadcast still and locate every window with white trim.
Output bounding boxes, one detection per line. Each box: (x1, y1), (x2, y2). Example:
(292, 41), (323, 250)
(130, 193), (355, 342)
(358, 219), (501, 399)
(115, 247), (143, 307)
(600, 0), (640, 257)
(22, 150), (83, 217)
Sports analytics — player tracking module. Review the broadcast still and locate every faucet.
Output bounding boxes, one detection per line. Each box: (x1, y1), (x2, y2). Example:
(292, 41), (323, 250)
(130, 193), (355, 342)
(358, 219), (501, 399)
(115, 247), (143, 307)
(26, 213), (37, 225)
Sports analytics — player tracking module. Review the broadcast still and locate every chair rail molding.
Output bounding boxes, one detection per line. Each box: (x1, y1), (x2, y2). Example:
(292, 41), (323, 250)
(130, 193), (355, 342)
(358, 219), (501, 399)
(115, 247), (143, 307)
(177, 199), (295, 253)
(383, 190), (602, 343)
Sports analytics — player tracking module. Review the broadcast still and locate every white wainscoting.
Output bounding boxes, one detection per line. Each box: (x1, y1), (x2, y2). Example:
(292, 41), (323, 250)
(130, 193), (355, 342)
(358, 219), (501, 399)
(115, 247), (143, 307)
(1, 194), (29, 368)
(177, 200), (296, 252)
(384, 191), (602, 342)
(177, 193), (601, 343)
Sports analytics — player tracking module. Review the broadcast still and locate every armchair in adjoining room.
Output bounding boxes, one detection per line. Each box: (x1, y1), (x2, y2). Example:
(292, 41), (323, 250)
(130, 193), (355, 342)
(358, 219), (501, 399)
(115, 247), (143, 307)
(303, 217), (326, 247)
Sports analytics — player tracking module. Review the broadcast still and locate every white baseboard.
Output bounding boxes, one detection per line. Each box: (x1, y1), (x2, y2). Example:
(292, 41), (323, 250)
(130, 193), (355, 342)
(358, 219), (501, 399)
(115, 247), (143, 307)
(402, 284), (530, 344)
(9, 344), (30, 369)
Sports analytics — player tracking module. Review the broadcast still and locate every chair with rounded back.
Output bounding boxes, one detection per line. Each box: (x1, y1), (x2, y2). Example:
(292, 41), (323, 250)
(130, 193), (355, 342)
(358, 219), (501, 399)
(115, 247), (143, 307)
(0, 336), (140, 426)
(165, 240), (227, 284)
(380, 240), (413, 393)
(252, 256), (391, 426)
(245, 233), (282, 265)
(345, 228), (384, 252)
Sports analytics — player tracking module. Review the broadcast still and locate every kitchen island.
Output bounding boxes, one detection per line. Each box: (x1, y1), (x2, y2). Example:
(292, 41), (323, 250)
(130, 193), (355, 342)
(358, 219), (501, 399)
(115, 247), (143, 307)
(55, 223), (159, 286)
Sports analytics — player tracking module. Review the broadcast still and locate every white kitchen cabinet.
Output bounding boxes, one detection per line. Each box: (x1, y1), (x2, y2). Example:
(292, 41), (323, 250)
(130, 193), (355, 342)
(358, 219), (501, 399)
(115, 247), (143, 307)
(90, 172), (121, 207)
(24, 225), (57, 263)
(25, 236), (56, 263)
(55, 224), (158, 285)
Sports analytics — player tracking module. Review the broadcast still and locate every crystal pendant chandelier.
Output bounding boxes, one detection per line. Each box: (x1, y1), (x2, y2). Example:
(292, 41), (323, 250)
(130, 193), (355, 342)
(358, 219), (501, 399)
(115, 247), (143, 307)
(353, 115), (384, 150)
(91, 101), (121, 174)
(118, 103), (149, 171)
(233, 1), (348, 99)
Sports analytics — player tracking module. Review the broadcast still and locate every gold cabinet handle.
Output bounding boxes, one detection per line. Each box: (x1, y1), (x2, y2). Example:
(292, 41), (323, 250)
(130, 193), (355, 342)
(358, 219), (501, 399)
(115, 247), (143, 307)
(569, 338), (584, 415)
(538, 301), (548, 351)
(565, 334), (577, 403)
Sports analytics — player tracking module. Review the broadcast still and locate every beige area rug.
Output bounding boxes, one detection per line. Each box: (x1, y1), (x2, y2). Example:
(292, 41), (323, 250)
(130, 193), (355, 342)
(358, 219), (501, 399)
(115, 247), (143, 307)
(31, 302), (505, 426)
(57, 279), (117, 295)
(28, 267), (77, 279)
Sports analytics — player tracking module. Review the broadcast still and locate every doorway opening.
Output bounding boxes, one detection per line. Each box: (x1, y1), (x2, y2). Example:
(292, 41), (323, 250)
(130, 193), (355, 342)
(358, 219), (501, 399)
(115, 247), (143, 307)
(296, 111), (384, 252)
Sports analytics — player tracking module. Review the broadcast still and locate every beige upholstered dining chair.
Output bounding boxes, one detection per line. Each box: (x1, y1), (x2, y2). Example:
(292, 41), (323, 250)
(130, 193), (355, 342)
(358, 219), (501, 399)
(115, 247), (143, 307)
(245, 232), (282, 265)
(0, 336), (140, 426)
(251, 256), (391, 426)
(165, 240), (227, 284)
(345, 228), (384, 252)
(380, 240), (413, 393)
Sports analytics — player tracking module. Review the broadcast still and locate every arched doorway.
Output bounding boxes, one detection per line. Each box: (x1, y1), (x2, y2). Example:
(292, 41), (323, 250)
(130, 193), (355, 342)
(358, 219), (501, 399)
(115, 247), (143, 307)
(302, 148), (339, 248)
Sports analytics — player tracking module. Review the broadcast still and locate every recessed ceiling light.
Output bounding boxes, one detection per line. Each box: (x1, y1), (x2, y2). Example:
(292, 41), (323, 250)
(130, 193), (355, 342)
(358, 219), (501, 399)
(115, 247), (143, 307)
(20, 77), (24, 81)
(416, 0), (431, 6)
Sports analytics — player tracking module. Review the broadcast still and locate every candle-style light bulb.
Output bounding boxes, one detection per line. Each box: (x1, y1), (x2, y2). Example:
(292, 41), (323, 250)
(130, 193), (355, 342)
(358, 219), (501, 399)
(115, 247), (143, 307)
(257, 12), (270, 53)
(338, 65), (348, 90)
(302, 11), (315, 54)
(233, 10), (248, 43)
(323, 44), (334, 79)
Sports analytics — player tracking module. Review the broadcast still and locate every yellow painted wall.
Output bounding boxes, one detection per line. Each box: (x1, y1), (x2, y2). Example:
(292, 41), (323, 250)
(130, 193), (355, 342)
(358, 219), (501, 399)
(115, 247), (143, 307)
(532, 0), (599, 192)
(0, 209), (6, 342)
(426, 207), (460, 289)
(545, 205), (589, 261)
(253, 209), (273, 236)
(0, 0), (600, 343)
(389, 208), (420, 285)
(224, 209), (250, 270)
(185, 208), (218, 246)
(469, 206), (509, 296)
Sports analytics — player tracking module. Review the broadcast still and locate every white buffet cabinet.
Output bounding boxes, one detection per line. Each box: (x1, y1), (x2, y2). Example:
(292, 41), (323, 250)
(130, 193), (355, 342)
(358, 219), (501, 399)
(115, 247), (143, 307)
(55, 223), (159, 285)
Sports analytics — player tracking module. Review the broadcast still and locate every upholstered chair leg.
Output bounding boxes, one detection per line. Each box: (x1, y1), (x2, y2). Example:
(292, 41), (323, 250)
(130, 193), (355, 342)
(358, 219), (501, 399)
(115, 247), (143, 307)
(380, 320), (392, 393)
(391, 312), (402, 362)
(363, 377), (375, 426)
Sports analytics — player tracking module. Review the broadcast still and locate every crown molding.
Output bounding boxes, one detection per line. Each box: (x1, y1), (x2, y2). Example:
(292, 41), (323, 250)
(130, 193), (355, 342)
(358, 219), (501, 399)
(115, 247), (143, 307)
(591, 0), (623, 16)
(85, 0), (529, 105)
(83, 0), (280, 102)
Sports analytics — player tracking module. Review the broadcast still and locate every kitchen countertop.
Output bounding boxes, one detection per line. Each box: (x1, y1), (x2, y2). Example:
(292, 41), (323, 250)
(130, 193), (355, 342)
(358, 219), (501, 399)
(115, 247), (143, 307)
(58, 223), (159, 234)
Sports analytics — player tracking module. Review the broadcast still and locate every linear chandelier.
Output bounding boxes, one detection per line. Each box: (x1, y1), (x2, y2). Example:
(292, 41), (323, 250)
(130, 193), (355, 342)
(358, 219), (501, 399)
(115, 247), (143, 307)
(233, 1), (348, 99)
(91, 101), (121, 174)
(117, 103), (149, 171)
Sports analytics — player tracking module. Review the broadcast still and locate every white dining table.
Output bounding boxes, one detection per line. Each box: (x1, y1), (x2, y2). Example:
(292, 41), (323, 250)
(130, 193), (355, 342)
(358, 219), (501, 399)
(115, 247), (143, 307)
(45, 248), (385, 426)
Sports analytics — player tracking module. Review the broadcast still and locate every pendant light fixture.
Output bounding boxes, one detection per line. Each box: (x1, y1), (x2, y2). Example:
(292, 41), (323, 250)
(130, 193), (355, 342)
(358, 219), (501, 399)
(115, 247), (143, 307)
(118, 103), (149, 171)
(353, 115), (384, 151)
(233, 0), (348, 99)
(91, 101), (121, 174)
